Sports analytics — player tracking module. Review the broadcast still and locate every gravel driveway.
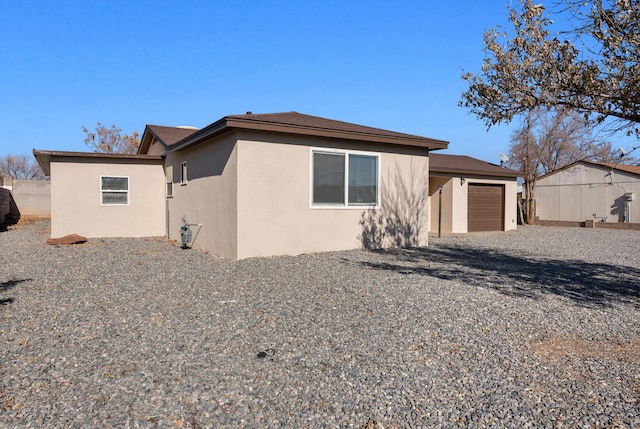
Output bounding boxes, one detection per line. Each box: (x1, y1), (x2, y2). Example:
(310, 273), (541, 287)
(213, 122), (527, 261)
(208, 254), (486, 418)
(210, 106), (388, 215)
(1, 220), (639, 428)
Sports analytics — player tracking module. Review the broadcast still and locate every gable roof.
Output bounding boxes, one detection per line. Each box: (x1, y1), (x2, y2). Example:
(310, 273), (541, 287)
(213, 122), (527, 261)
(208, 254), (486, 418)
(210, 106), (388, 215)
(139, 124), (200, 153)
(539, 159), (640, 180)
(429, 153), (521, 178)
(147, 112), (449, 152)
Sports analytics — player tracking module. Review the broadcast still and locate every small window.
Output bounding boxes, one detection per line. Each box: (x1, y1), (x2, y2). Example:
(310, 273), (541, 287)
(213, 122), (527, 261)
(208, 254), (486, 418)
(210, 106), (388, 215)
(101, 176), (129, 205)
(180, 161), (187, 185)
(165, 166), (173, 197)
(311, 149), (379, 207)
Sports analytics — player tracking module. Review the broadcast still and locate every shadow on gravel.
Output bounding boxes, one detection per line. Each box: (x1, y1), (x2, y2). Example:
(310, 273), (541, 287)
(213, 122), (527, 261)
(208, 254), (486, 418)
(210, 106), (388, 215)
(0, 279), (29, 306)
(352, 246), (640, 308)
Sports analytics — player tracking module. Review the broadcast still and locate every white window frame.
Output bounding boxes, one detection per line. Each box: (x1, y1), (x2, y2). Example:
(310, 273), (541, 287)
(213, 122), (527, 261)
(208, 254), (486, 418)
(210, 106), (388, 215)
(309, 147), (380, 209)
(100, 175), (129, 206)
(180, 161), (188, 185)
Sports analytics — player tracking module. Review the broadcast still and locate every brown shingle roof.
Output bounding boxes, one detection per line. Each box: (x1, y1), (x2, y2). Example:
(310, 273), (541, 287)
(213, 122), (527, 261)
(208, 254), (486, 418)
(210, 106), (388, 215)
(600, 162), (640, 175)
(170, 111), (449, 151)
(226, 112), (443, 141)
(539, 160), (640, 179)
(429, 153), (521, 178)
(146, 125), (199, 146)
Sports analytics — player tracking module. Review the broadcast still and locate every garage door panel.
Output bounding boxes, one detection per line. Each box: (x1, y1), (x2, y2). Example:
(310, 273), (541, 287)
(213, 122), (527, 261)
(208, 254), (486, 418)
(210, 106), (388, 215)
(468, 184), (504, 232)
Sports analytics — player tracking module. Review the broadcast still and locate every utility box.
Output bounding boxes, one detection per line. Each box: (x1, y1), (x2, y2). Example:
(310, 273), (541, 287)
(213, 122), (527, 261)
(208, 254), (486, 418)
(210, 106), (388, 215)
(625, 192), (633, 202)
(180, 224), (192, 245)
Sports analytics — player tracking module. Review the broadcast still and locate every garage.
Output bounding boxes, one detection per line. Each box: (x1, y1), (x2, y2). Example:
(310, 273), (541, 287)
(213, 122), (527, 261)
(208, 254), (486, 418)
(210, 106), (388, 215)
(468, 183), (505, 232)
(428, 154), (519, 234)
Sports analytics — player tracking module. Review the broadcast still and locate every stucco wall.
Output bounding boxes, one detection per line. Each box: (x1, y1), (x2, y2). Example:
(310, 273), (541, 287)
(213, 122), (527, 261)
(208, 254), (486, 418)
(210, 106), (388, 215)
(50, 158), (165, 238)
(146, 140), (166, 156)
(536, 163), (640, 223)
(11, 180), (51, 217)
(429, 177), (453, 233)
(234, 133), (430, 259)
(165, 132), (239, 259)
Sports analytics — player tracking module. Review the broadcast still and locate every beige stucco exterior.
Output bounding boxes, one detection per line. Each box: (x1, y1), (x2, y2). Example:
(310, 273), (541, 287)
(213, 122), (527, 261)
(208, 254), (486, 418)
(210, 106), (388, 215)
(146, 139), (167, 156)
(37, 128), (521, 259)
(429, 174), (518, 234)
(536, 163), (640, 223)
(164, 132), (239, 259)
(165, 131), (431, 260)
(49, 158), (165, 238)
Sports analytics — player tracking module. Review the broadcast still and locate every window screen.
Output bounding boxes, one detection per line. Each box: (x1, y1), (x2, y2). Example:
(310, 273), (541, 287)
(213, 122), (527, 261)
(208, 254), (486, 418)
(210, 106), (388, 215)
(348, 154), (378, 205)
(101, 176), (129, 205)
(313, 152), (345, 204)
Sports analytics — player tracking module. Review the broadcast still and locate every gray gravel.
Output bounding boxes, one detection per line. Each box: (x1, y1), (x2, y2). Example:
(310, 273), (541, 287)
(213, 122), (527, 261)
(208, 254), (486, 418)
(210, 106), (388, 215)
(1, 220), (639, 428)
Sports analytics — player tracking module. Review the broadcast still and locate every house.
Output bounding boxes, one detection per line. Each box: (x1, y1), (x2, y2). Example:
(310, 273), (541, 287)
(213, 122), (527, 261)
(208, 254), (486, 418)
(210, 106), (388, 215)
(428, 154), (520, 234)
(535, 160), (640, 224)
(34, 112), (519, 260)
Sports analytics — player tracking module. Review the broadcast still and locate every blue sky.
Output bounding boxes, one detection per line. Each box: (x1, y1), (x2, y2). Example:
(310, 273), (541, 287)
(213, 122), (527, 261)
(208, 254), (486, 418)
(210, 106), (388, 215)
(2, 1), (628, 164)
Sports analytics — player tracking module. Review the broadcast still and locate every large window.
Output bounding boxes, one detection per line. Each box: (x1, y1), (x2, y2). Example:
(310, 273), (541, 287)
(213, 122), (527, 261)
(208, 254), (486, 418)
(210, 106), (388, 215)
(312, 149), (379, 207)
(101, 176), (129, 205)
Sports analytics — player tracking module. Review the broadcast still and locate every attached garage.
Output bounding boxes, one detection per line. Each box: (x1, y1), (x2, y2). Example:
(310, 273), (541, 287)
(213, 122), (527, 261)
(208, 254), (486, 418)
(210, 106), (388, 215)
(468, 183), (505, 232)
(429, 154), (520, 235)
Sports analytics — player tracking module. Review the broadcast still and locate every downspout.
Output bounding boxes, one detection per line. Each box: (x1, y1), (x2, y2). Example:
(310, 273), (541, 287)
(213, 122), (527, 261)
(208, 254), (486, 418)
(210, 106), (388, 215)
(166, 199), (170, 238)
(438, 184), (443, 238)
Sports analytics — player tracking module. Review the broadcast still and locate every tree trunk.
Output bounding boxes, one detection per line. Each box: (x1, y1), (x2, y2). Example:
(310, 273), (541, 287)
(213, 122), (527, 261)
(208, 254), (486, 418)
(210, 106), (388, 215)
(525, 179), (537, 225)
(527, 197), (536, 225)
(517, 196), (526, 224)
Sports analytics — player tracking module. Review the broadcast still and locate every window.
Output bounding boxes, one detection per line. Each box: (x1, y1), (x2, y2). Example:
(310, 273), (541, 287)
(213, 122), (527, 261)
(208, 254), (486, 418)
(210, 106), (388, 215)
(313, 152), (345, 204)
(312, 149), (379, 207)
(165, 166), (173, 197)
(101, 176), (129, 205)
(180, 161), (187, 185)
(348, 154), (378, 205)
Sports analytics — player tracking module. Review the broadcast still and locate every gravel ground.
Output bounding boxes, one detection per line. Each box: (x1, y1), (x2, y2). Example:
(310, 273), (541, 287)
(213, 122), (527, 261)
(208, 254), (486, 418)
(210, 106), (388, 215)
(1, 219), (639, 428)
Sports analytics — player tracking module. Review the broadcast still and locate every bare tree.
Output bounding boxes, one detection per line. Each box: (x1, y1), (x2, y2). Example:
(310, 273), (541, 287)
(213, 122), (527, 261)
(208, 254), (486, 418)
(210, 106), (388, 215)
(507, 108), (636, 224)
(82, 122), (140, 154)
(0, 154), (47, 180)
(460, 0), (640, 139)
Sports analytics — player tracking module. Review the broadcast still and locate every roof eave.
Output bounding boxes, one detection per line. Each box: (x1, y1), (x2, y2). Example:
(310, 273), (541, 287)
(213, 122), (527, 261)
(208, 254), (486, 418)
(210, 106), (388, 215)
(169, 116), (449, 151)
(540, 159), (640, 179)
(33, 149), (164, 176)
(429, 166), (522, 178)
(168, 118), (229, 151)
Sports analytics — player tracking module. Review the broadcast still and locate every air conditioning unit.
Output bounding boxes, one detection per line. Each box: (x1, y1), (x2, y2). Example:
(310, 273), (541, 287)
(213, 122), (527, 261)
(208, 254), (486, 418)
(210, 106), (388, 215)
(625, 192), (633, 202)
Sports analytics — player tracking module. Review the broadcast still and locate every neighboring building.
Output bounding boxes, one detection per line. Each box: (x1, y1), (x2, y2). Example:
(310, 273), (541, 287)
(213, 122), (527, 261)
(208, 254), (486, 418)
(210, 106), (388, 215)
(1, 177), (50, 223)
(536, 160), (640, 224)
(428, 154), (520, 234)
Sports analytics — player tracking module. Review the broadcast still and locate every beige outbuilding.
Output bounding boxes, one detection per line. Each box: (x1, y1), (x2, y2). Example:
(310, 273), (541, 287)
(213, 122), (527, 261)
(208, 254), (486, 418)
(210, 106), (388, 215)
(33, 152), (166, 238)
(535, 160), (640, 224)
